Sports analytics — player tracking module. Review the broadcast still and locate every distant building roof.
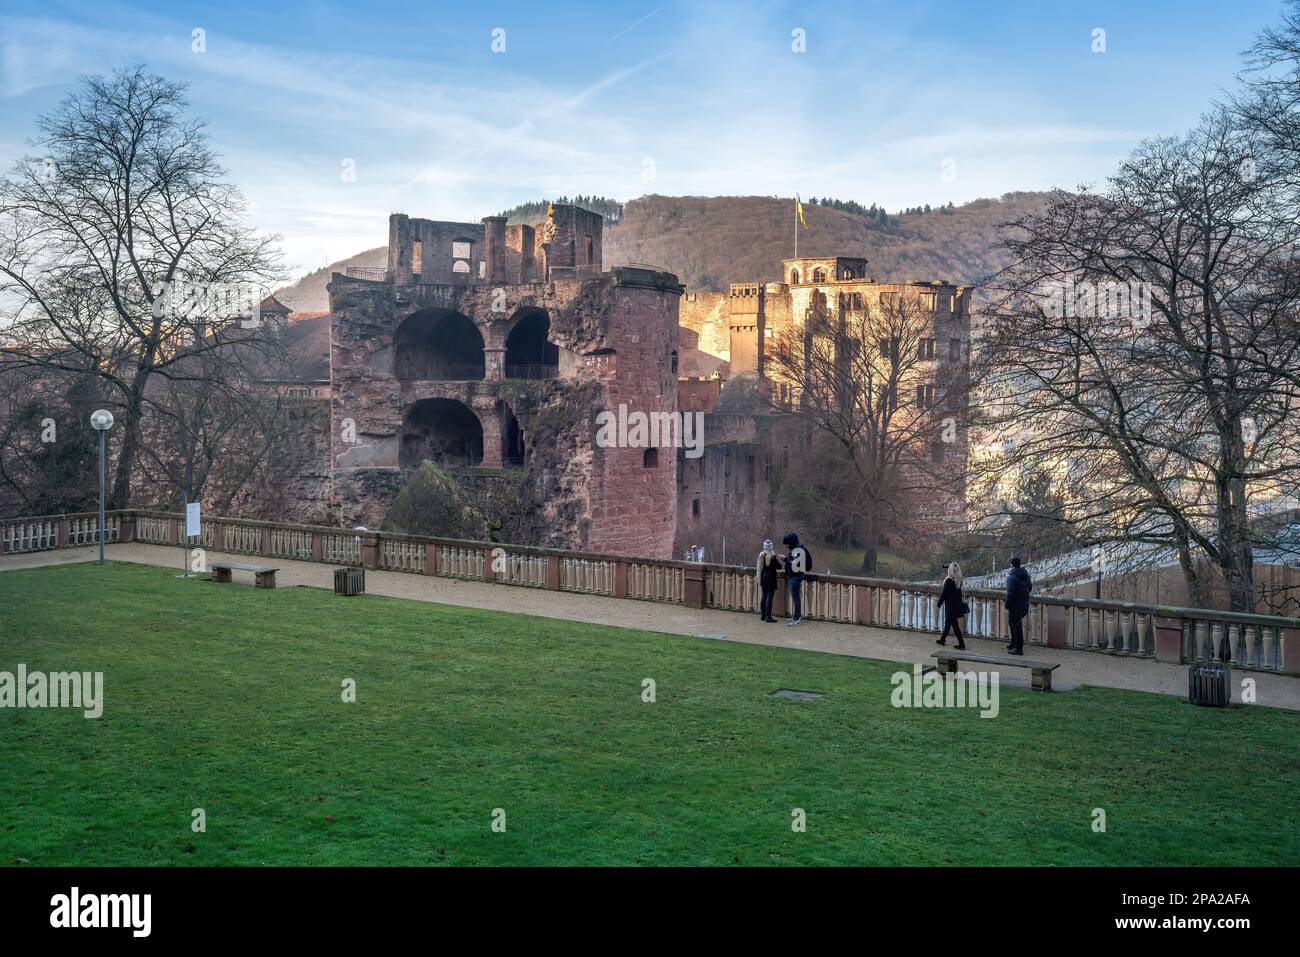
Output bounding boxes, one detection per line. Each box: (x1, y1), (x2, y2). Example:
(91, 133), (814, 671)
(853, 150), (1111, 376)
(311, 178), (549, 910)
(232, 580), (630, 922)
(260, 295), (293, 317)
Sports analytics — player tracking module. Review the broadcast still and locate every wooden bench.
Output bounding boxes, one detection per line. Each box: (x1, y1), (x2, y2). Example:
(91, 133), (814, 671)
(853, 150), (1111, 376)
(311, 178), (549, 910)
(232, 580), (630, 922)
(211, 561), (279, 589)
(932, 650), (1060, 692)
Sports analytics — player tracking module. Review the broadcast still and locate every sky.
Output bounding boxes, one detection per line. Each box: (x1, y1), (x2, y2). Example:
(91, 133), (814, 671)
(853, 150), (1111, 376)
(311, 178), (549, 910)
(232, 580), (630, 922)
(0, 0), (1287, 278)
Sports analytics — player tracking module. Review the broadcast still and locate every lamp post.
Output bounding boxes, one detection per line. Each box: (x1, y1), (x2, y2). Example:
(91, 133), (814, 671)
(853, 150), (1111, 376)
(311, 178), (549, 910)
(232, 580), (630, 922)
(90, 409), (114, 565)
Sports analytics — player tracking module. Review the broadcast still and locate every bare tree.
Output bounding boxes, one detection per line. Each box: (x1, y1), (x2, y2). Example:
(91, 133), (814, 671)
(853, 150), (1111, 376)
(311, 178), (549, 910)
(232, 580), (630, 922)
(974, 108), (1300, 612)
(767, 288), (961, 573)
(0, 66), (282, 508)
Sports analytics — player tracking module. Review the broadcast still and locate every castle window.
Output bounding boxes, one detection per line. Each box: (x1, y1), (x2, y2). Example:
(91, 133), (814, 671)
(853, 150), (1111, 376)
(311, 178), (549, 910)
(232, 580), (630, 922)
(812, 268), (826, 283)
(916, 384), (937, 409)
(412, 240), (423, 276)
(671, 350), (678, 374)
(921, 292), (937, 310)
(692, 498), (700, 517)
(843, 268), (854, 279)
(584, 234), (594, 265)
(791, 269), (800, 284)
(644, 448), (659, 468)
(919, 338), (936, 360)
(451, 239), (472, 277)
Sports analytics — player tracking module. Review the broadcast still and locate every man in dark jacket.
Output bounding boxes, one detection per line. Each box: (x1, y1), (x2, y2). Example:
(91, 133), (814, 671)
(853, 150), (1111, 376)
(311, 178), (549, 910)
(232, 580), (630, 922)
(782, 532), (812, 626)
(1005, 556), (1032, 655)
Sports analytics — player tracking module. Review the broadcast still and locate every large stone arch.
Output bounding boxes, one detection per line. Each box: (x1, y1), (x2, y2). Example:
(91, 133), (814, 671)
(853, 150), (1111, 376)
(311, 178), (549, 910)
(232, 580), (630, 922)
(394, 309), (485, 380)
(503, 307), (559, 379)
(399, 398), (484, 467)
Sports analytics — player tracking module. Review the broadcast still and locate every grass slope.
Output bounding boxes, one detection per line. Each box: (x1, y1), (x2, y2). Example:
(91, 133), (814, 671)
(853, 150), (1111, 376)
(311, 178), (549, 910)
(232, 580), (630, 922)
(1, 562), (1296, 866)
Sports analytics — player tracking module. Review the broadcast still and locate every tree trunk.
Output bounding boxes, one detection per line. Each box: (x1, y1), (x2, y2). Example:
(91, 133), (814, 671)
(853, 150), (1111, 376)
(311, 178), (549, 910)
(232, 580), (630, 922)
(1175, 539), (1205, 609)
(109, 379), (147, 509)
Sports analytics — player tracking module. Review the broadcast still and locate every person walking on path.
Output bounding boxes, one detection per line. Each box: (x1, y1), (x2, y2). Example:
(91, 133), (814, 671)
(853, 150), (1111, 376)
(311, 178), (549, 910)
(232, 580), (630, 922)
(936, 562), (967, 650)
(1005, 556), (1033, 655)
(756, 539), (782, 623)
(782, 532), (812, 626)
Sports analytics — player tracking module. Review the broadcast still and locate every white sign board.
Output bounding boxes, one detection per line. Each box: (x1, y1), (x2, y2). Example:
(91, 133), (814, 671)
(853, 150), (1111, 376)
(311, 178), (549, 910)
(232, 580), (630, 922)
(186, 502), (201, 538)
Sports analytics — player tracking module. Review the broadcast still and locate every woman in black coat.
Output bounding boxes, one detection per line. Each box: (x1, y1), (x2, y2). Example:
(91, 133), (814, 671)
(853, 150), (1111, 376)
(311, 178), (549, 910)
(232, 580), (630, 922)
(936, 561), (967, 649)
(756, 539), (782, 622)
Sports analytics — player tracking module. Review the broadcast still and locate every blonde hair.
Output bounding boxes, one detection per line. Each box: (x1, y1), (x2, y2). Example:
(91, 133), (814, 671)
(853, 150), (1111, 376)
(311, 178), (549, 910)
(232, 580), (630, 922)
(947, 562), (963, 586)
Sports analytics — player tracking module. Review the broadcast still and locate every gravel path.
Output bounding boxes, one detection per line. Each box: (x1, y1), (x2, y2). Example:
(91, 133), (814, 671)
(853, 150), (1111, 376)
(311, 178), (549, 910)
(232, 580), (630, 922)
(5, 543), (1299, 711)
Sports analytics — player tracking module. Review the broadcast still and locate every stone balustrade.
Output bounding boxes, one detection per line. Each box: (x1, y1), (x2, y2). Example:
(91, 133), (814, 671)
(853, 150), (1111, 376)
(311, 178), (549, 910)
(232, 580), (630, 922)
(3, 509), (1297, 675)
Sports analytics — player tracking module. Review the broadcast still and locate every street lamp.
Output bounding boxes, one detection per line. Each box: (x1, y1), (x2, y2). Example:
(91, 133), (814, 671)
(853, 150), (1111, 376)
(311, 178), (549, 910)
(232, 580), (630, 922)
(90, 409), (114, 565)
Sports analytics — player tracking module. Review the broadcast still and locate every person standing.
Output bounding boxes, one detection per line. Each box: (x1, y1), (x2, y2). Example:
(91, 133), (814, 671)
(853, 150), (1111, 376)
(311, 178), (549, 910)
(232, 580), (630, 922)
(936, 562), (967, 650)
(756, 539), (782, 623)
(1005, 556), (1033, 655)
(782, 532), (812, 626)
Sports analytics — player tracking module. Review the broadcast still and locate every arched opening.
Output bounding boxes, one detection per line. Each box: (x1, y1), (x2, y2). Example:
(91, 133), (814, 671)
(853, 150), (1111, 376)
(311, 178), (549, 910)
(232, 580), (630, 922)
(505, 309), (559, 379)
(400, 398), (483, 468)
(394, 310), (485, 380)
(502, 403), (525, 466)
(812, 268), (826, 283)
(670, 350), (678, 375)
(790, 269), (800, 284)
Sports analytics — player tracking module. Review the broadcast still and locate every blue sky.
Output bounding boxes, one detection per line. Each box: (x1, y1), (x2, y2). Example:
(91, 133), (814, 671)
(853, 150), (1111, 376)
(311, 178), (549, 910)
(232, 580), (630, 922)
(0, 0), (1286, 278)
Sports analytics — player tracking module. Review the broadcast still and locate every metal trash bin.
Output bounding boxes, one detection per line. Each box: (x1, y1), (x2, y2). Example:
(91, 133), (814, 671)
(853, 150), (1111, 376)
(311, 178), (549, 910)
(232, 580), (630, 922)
(334, 566), (365, 596)
(1188, 660), (1231, 707)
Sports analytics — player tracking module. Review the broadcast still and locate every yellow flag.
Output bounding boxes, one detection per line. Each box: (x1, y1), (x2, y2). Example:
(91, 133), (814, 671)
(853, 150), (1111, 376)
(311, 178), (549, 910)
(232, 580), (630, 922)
(796, 195), (808, 229)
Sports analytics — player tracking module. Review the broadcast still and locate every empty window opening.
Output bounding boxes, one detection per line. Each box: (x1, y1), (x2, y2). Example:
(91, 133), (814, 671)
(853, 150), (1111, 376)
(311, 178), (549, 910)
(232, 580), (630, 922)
(503, 407), (525, 464)
(505, 309), (560, 379)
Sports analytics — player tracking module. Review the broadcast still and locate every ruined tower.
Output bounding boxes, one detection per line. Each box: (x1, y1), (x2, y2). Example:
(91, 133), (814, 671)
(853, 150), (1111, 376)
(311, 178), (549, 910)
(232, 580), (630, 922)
(327, 203), (682, 557)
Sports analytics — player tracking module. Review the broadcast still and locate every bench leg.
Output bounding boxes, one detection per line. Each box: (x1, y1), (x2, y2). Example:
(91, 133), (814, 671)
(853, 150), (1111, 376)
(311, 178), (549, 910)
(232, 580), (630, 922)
(1032, 669), (1053, 692)
(214, 568), (232, 584)
(256, 571), (276, 589)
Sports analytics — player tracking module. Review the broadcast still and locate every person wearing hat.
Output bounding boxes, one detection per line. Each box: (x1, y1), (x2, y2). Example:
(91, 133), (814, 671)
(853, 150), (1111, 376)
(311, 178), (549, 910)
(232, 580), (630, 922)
(781, 532), (812, 626)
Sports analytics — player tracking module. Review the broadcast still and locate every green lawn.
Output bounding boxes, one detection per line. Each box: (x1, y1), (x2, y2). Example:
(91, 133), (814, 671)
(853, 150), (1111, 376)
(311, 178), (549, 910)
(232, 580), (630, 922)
(1, 561), (1296, 866)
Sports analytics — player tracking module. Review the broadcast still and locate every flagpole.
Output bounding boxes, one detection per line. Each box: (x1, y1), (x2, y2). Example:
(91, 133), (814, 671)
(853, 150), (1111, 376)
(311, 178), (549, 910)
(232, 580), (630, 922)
(794, 195), (798, 260)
